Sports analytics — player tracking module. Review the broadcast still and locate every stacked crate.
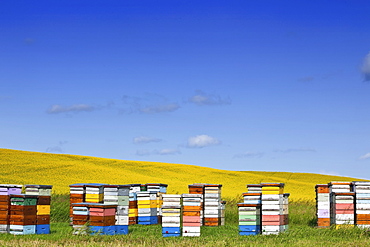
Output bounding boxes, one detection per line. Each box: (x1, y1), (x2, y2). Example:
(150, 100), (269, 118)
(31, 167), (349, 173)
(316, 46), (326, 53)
(89, 203), (117, 235)
(137, 191), (158, 225)
(315, 184), (330, 228)
(146, 183), (167, 224)
(353, 181), (370, 228)
(24, 185), (52, 234)
(247, 184), (262, 193)
(0, 185), (22, 234)
(203, 184), (222, 226)
(188, 184), (205, 225)
(129, 184), (140, 225)
(9, 194), (38, 235)
(331, 192), (355, 228)
(69, 184), (85, 223)
(115, 185), (130, 234)
(238, 192), (262, 236)
(260, 183), (287, 235)
(161, 194), (181, 237)
(71, 202), (89, 235)
(85, 184), (105, 203)
(182, 193), (202, 237)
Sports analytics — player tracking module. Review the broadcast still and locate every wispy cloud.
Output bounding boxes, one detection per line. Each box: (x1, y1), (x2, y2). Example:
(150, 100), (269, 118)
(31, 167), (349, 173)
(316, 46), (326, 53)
(135, 148), (181, 156)
(188, 91), (231, 106)
(233, 151), (264, 159)
(361, 52), (370, 81)
(187, 135), (221, 148)
(274, 148), (316, 153)
(133, 136), (162, 144)
(121, 94), (180, 114)
(139, 103), (180, 114)
(297, 76), (314, 83)
(158, 149), (181, 155)
(47, 104), (95, 114)
(46, 141), (68, 153)
(359, 152), (370, 160)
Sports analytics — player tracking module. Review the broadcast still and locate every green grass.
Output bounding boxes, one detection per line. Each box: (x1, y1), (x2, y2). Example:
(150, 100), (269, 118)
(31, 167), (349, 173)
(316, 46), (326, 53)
(0, 195), (369, 246)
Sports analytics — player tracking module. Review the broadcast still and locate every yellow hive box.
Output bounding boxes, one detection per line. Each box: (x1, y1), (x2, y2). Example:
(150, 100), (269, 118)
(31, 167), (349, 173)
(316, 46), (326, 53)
(37, 205), (51, 215)
(150, 201), (157, 207)
(85, 194), (103, 200)
(137, 200), (151, 205)
(137, 204), (152, 208)
(262, 190), (283, 194)
(85, 198), (101, 203)
(129, 208), (138, 213)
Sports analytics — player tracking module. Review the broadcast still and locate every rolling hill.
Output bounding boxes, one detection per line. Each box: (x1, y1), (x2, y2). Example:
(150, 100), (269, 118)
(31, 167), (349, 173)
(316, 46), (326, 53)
(0, 148), (364, 200)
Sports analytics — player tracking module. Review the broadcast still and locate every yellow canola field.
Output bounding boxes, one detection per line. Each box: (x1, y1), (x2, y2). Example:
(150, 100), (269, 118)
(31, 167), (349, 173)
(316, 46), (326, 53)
(0, 149), (364, 201)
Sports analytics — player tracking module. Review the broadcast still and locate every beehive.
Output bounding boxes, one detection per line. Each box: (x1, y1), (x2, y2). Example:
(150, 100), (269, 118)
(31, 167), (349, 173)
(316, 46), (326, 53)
(203, 184), (222, 226)
(89, 203), (117, 235)
(182, 193), (202, 237)
(8, 194), (38, 235)
(353, 181), (370, 229)
(128, 184), (140, 225)
(238, 192), (262, 236)
(260, 183), (288, 235)
(0, 184), (22, 234)
(315, 184), (330, 228)
(161, 194), (181, 237)
(24, 185), (52, 234)
(331, 192), (355, 228)
(137, 191), (158, 225)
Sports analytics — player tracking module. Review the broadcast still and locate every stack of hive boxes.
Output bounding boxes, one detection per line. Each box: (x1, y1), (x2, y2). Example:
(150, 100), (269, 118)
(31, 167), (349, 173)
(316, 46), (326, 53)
(315, 184), (330, 228)
(261, 183), (288, 235)
(69, 184), (85, 224)
(353, 181), (370, 228)
(137, 191), (158, 225)
(104, 185), (130, 234)
(188, 184), (204, 226)
(161, 194), (181, 237)
(71, 202), (89, 235)
(0, 184), (22, 234)
(128, 184), (141, 225)
(9, 194), (38, 235)
(182, 193), (202, 237)
(238, 192), (262, 235)
(88, 203), (117, 235)
(203, 184), (222, 226)
(329, 182), (355, 228)
(24, 185), (52, 234)
(146, 183), (167, 224)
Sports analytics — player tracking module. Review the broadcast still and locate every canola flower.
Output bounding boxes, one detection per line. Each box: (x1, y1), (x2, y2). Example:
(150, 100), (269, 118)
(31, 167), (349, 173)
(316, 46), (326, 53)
(0, 148), (364, 200)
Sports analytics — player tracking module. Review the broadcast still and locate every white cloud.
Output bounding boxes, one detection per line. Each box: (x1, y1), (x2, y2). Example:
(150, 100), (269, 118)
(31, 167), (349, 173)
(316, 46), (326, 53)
(47, 104), (95, 114)
(133, 136), (162, 144)
(359, 153), (370, 160)
(187, 135), (221, 148)
(361, 52), (370, 81)
(158, 149), (181, 155)
(188, 91), (231, 106)
(274, 148), (316, 153)
(135, 148), (181, 156)
(233, 151), (264, 159)
(122, 94), (180, 114)
(139, 103), (180, 114)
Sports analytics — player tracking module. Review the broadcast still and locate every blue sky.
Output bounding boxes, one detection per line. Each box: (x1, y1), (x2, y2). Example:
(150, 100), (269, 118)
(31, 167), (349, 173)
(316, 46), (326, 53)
(1, 1), (370, 179)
